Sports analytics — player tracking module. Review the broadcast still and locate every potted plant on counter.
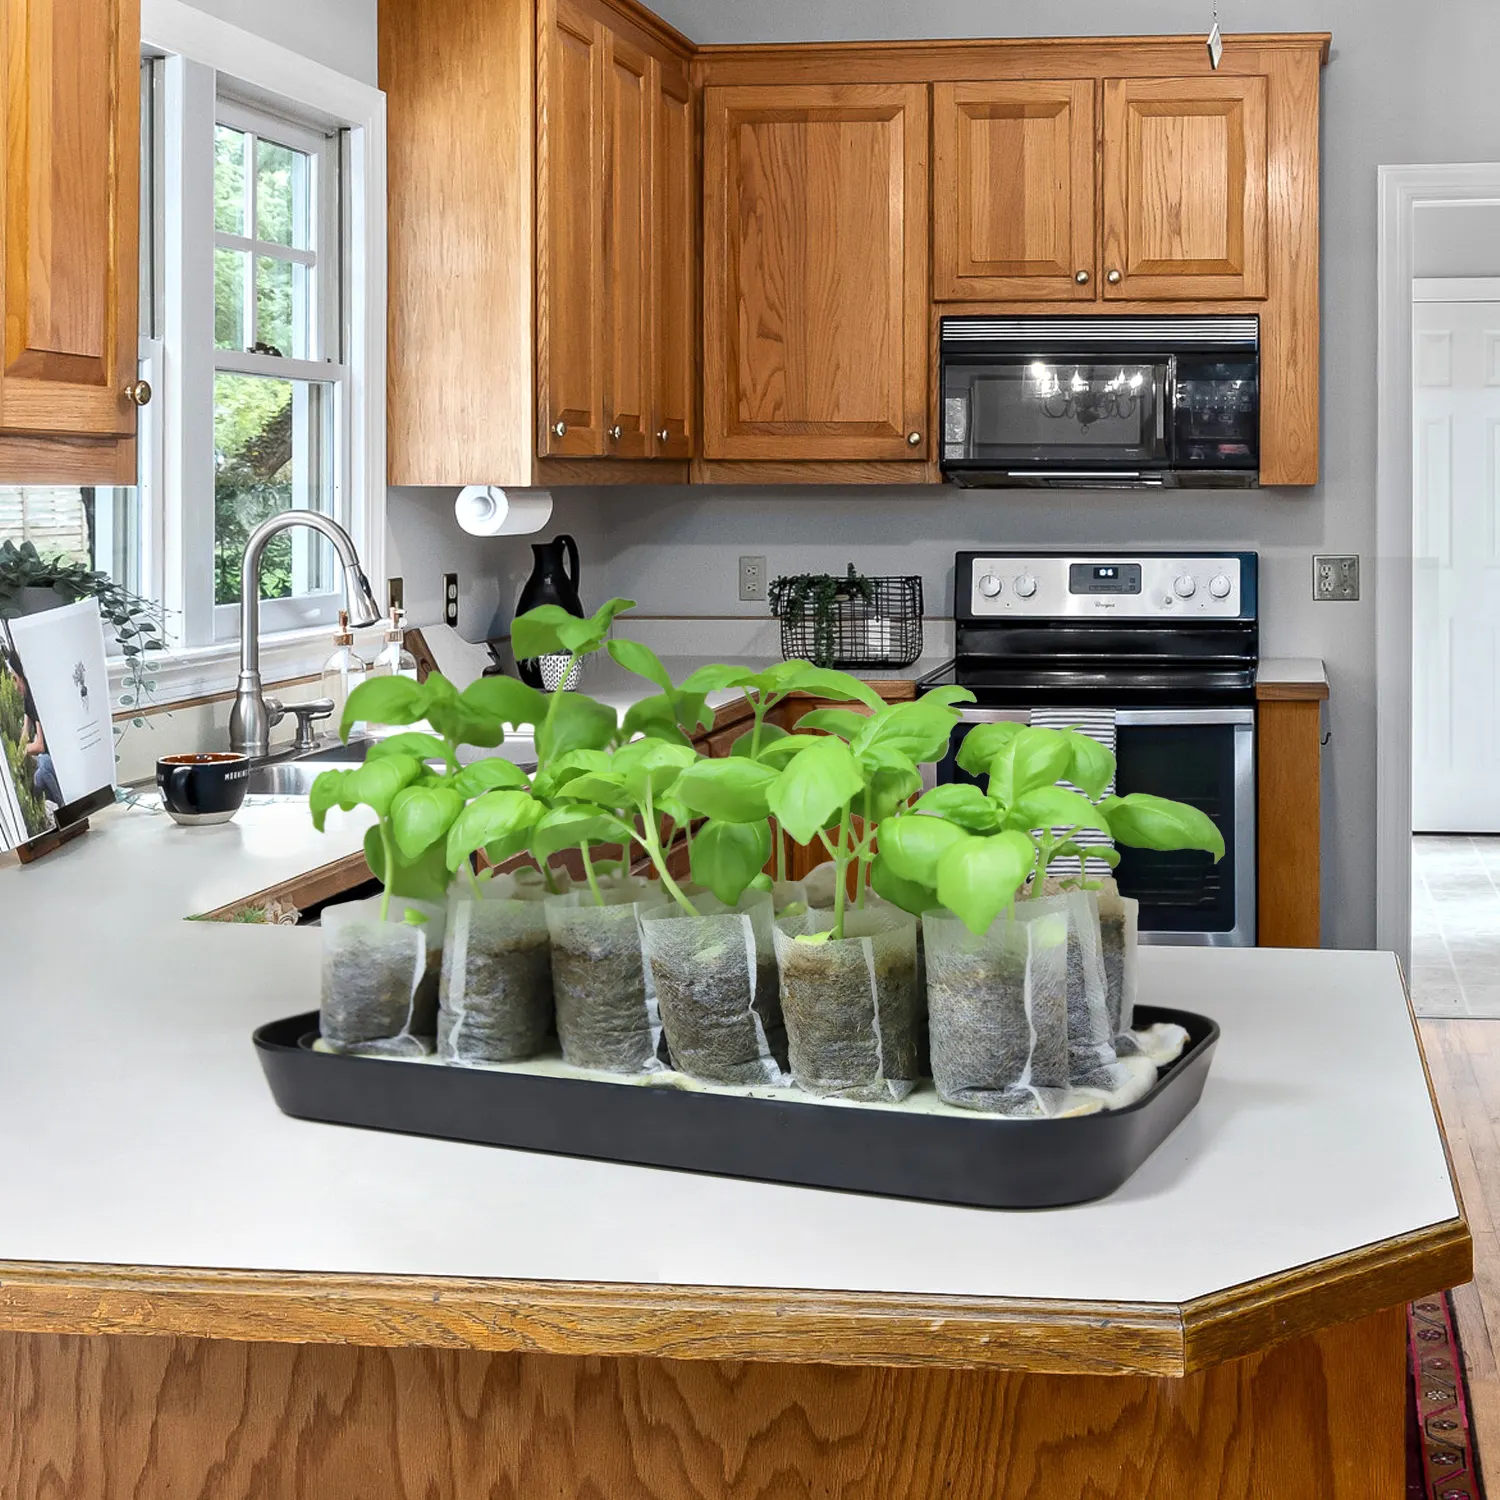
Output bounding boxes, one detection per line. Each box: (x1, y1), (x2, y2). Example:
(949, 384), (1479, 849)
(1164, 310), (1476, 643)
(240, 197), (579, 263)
(875, 722), (1223, 1116)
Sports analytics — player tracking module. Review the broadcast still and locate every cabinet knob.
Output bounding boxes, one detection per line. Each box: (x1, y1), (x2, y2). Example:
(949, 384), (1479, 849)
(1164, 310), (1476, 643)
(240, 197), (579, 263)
(1106, 269), (1123, 285)
(1075, 270), (1090, 285)
(657, 428), (670, 444)
(552, 420), (567, 437)
(122, 379), (152, 407)
(609, 424), (623, 442)
(906, 431), (922, 447)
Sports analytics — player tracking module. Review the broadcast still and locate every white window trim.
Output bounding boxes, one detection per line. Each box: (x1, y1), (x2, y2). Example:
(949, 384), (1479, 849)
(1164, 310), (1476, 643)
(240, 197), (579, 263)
(115, 0), (386, 707)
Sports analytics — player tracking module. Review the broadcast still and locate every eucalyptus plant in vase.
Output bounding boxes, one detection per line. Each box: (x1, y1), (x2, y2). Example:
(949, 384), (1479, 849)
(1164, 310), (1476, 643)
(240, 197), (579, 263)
(875, 721), (1223, 1116)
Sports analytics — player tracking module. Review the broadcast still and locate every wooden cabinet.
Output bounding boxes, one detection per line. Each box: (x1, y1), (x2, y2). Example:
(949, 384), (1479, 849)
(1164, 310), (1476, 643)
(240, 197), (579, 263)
(0, 0), (141, 482)
(933, 80), (1096, 302)
(1101, 75), (1268, 300)
(702, 83), (930, 462)
(935, 72), (1269, 305)
(537, 0), (607, 458)
(383, 0), (695, 487)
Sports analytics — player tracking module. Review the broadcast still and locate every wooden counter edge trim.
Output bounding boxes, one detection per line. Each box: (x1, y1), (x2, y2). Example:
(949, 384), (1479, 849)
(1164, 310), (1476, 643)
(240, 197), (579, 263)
(0, 1217), (1467, 1377)
(1180, 1215), (1472, 1371)
(1255, 680), (1329, 702)
(193, 850), (371, 922)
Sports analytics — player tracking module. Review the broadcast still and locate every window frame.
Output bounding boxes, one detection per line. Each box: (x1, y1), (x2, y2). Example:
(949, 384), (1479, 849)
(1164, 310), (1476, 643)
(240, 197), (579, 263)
(122, 0), (385, 704)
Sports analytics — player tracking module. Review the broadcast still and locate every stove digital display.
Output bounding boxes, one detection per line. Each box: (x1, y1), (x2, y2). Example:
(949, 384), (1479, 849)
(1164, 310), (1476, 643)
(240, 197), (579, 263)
(1069, 562), (1143, 595)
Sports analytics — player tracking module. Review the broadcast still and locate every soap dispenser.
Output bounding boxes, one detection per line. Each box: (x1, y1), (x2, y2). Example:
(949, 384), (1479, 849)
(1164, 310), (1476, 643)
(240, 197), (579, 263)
(364, 610), (419, 739)
(320, 610), (368, 734)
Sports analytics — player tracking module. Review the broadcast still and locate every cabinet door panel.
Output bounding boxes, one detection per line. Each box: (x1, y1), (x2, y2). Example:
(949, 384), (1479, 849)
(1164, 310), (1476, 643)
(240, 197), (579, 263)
(603, 32), (650, 458)
(1101, 75), (1267, 300)
(933, 79), (1095, 302)
(537, 0), (604, 456)
(703, 83), (928, 461)
(0, 0), (140, 439)
(651, 61), (694, 459)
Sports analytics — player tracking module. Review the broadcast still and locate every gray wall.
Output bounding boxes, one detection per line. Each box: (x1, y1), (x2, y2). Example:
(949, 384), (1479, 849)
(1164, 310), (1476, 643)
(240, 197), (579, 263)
(181, 0), (378, 84)
(1415, 202), (1500, 278)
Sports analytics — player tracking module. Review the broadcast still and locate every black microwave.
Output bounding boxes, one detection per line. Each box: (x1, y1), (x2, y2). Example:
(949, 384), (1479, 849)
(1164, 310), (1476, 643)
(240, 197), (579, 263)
(939, 315), (1259, 488)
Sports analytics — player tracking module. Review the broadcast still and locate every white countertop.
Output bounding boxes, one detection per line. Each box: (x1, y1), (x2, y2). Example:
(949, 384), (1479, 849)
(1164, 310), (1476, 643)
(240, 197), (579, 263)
(0, 799), (1452, 1305)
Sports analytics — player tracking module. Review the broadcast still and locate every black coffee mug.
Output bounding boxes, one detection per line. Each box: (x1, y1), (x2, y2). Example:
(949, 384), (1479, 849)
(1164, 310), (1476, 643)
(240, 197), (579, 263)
(157, 752), (250, 826)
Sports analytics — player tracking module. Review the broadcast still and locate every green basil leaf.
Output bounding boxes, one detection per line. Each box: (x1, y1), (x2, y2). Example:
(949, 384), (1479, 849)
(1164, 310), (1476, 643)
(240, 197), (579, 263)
(851, 699), (961, 764)
(955, 720), (1023, 778)
(390, 784), (465, 859)
(308, 769), (347, 833)
(755, 733), (819, 766)
(1011, 785), (1113, 838)
(673, 756), (779, 823)
(451, 758), (531, 797)
(1100, 793), (1225, 860)
(620, 693), (692, 746)
(689, 818), (772, 905)
(365, 827), (451, 902)
(555, 771), (629, 807)
(910, 783), (1000, 833)
(869, 850), (937, 917)
(607, 637), (674, 692)
(1062, 729), (1116, 802)
(935, 830), (1035, 936)
(989, 726), (1074, 807)
(767, 736), (864, 845)
(530, 748), (612, 800)
(511, 604), (575, 660)
(530, 802), (628, 864)
(679, 663), (763, 695)
(366, 732), (449, 764)
(536, 691), (619, 765)
(340, 674), (428, 742)
(445, 789), (543, 871)
(342, 755), (423, 819)
(796, 707), (869, 739)
(762, 661), (883, 709)
(876, 813), (969, 888)
(728, 722), (791, 758)
(459, 674), (549, 731)
(612, 737), (697, 803)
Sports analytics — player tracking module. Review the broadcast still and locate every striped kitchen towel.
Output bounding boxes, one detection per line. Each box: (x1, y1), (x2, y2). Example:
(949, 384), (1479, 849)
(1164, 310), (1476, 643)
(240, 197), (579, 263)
(1028, 708), (1117, 880)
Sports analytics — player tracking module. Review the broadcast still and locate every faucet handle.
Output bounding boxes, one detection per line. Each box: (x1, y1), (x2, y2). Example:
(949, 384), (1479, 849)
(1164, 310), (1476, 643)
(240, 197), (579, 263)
(286, 699), (336, 753)
(263, 695), (286, 729)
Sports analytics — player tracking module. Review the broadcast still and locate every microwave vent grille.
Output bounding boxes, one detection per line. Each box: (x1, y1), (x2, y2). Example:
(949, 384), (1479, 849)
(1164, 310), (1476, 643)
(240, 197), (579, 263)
(940, 316), (1259, 351)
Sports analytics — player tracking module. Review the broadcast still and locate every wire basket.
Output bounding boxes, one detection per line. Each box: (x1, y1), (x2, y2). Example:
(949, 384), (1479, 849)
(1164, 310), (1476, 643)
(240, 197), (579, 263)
(770, 573), (924, 670)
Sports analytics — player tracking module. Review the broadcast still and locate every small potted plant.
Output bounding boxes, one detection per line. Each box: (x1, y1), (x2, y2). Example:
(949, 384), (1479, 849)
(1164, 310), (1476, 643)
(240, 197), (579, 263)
(876, 722), (1223, 1114)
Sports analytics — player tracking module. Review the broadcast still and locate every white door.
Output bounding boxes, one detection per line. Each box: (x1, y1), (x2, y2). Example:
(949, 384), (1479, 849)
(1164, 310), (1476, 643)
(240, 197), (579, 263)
(1413, 296), (1500, 831)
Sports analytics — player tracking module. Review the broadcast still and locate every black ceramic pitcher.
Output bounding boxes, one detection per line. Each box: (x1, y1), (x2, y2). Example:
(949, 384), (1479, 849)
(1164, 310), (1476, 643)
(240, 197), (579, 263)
(515, 533), (582, 689)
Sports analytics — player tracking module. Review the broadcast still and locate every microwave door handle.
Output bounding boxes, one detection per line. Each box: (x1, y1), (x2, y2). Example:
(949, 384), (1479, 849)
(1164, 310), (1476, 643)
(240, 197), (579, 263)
(1159, 357), (1172, 447)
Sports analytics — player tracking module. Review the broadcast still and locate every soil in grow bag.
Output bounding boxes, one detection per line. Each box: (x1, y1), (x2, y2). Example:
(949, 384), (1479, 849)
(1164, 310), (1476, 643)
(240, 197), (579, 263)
(546, 880), (668, 1073)
(773, 904), (919, 1102)
(320, 895), (441, 1057)
(438, 875), (553, 1064)
(640, 891), (786, 1086)
(923, 903), (1071, 1116)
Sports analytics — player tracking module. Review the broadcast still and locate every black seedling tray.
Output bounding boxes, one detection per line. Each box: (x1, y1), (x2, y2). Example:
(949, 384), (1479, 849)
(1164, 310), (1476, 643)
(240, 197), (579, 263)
(253, 1004), (1217, 1209)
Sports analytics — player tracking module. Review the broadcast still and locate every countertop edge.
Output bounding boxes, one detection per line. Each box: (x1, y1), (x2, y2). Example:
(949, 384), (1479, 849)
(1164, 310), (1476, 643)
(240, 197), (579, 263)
(0, 1214), (1466, 1376)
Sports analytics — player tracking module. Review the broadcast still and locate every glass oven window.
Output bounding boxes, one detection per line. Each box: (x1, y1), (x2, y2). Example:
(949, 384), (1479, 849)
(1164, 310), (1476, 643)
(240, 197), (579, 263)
(952, 360), (1167, 464)
(1171, 356), (1258, 470)
(1114, 724), (1238, 934)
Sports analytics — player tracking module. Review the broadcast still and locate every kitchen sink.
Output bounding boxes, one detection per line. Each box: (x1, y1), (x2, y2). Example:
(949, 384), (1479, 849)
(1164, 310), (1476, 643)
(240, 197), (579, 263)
(243, 735), (537, 799)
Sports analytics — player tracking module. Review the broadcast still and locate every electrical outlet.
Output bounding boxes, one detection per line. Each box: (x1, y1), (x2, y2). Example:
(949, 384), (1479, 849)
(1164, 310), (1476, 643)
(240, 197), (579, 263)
(387, 576), (404, 615)
(739, 555), (768, 602)
(443, 572), (459, 627)
(1313, 555), (1359, 602)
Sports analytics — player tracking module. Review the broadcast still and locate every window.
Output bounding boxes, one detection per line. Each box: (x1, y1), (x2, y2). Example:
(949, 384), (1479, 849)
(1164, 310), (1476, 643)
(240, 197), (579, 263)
(211, 101), (345, 619)
(3, 18), (384, 698)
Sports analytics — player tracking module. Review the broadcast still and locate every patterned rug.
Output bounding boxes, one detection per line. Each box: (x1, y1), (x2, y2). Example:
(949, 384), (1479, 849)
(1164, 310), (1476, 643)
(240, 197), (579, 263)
(1409, 1293), (1486, 1499)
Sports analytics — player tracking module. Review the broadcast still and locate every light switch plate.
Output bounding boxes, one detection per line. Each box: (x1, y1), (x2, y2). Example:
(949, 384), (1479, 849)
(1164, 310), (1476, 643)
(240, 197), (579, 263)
(1313, 555), (1359, 602)
(443, 572), (459, 627)
(739, 555), (768, 602)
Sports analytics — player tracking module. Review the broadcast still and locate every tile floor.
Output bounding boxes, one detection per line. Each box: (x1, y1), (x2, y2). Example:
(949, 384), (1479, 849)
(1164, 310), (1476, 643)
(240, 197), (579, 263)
(1412, 836), (1500, 1017)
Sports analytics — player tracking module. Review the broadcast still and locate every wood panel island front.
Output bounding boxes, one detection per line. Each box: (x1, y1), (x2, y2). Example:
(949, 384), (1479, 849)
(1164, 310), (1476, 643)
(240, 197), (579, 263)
(0, 792), (1467, 1498)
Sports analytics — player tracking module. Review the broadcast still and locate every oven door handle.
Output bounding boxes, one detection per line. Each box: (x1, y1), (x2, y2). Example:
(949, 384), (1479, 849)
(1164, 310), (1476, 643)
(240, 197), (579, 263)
(1115, 707), (1255, 726)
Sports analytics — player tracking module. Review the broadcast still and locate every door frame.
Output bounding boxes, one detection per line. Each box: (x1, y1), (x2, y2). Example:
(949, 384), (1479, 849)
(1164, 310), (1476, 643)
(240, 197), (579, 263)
(1375, 163), (1500, 962)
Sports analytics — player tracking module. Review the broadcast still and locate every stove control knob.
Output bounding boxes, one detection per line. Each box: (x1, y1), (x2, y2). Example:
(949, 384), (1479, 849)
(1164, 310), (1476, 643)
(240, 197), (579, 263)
(1209, 573), (1232, 599)
(1013, 574), (1038, 599)
(978, 573), (1003, 598)
(1173, 574), (1197, 599)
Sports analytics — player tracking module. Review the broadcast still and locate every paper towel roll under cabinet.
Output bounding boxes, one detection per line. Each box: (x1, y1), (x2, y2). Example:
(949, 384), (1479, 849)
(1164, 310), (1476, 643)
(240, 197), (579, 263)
(454, 487), (554, 537)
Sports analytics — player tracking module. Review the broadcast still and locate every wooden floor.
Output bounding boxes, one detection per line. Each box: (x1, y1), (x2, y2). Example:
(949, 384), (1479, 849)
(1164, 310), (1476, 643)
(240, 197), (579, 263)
(1420, 1017), (1500, 1481)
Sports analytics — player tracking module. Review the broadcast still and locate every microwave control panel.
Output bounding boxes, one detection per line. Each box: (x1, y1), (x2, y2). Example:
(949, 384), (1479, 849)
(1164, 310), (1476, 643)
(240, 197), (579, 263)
(965, 554), (1246, 619)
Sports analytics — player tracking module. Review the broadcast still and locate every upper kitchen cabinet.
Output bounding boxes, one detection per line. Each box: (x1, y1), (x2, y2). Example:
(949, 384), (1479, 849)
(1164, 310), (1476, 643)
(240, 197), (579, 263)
(1101, 75), (1268, 300)
(701, 83), (929, 465)
(0, 0), (142, 483)
(383, 0), (696, 487)
(933, 80), (1096, 303)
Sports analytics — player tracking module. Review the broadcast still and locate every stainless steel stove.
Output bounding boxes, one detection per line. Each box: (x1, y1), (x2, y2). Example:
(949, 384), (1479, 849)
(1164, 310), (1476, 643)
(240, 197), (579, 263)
(918, 551), (1258, 946)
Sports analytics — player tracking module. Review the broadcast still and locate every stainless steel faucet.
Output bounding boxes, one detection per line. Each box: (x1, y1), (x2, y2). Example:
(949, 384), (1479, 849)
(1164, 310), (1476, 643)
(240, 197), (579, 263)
(228, 511), (384, 757)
